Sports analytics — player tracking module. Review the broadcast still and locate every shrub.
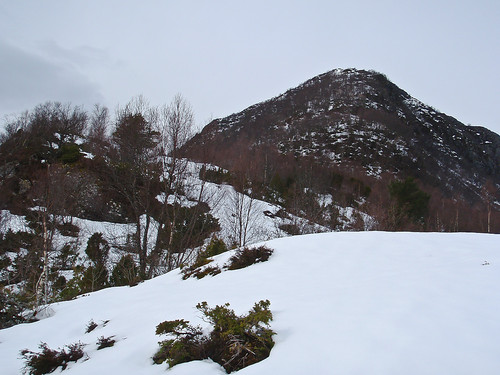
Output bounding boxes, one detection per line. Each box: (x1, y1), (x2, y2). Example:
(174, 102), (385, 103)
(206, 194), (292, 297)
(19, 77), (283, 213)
(56, 266), (85, 301)
(56, 222), (80, 237)
(278, 223), (301, 235)
(85, 233), (109, 265)
(153, 300), (275, 373)
(181, 257), (213, 280)
(226, 246), (273, 270)
(200, 166), (232, 184)
(199, 236), (228, 258)
(193, 265), (222, 279)
(389, 177), (430, 225)
(0, 288), (26, 329)
(85, 319), (98, 333)
(153, 319), (206, 366)
(96, 336), (116, 350)
(80, 264), (108, 292)
(110, 255), (138, 286)
(59, 143), (82, 164)
(21, 342), (85, 375)
(182, 237), (227, 280)
(182, 245), (274, 280)
(181, 262), (222, 280)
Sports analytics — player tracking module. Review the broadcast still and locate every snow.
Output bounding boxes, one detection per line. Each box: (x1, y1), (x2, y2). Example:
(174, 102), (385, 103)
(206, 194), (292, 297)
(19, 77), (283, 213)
(0, 210), (29, 233)
(1, 231), (500, 375)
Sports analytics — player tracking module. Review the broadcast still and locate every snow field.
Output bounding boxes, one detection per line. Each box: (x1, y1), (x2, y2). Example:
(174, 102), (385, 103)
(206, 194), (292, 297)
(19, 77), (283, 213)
(1, 231), (499, 375)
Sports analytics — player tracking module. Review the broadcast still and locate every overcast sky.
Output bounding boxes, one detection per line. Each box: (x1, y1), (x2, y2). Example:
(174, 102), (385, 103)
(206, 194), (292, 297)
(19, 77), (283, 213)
(1, 0), (499, 134)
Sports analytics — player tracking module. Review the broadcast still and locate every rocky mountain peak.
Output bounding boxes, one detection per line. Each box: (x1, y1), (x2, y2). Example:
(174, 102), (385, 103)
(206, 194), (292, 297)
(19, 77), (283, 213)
(183, 68), (499, 221)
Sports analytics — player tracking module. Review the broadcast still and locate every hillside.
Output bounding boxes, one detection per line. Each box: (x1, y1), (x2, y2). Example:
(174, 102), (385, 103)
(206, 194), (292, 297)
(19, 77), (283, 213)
(182, 68), (500, 232)
(1, 231), (499, 374)
(0, 97), (364, 329)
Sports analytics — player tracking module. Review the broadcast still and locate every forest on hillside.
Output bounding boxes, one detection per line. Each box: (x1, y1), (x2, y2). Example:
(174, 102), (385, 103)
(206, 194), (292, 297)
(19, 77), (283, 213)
(0, 96), (227, 327)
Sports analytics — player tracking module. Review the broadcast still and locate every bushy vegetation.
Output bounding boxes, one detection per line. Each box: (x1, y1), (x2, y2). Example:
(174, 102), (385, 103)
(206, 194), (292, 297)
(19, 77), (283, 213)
(181, 236), (227, 279)
(0, 288), (26, 328)
(226, 246), (274, 271)
(199, 166), (232, 184)
(0, 97), (224, 326)
(389, 177), (430, 227)
(21, 342), (85, 375)
(181, 257), (218, 280)
(96, 336), (115, 350)
(153, 300), (275, 373)
(85, 319), (98, 333)
(200, 236), (228, 258)
(110, 255), (139, 287)
(182, 244), (273, 280)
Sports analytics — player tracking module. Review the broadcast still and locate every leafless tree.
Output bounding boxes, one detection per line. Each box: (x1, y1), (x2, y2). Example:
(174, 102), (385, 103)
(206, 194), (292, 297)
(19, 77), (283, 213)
(148, 95), (200, 274)
(225, 183), (262, 248)
(86, 104), (110, 157)
(482, 180), (497, 233)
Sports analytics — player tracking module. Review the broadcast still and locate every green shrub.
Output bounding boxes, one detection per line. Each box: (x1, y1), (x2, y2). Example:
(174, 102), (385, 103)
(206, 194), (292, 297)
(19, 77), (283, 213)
(226, 246), (273, 270)
(0, 288), (26, 329)
(181, 257), (213, 280)
(85, 233), (109, 265)
(199, 236), (228, 258)
(389, 177), (430, 225)
(193, 265), (222, 279)
(153, 300), (275, 373)
(181, 237), (228, 280)
(110, 255), (138, 286)
(80, 264), (108, 292)
(59, 143), (82, 164)
(182, 245), (274, 280)
(56, 266), (85, 301)
(21, 342), (85, 375)
(153, 319), (206, 366)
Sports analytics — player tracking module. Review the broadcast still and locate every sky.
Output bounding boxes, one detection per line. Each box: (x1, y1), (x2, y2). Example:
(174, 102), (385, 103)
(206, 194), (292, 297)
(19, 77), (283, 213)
(0, 0), (499, 134)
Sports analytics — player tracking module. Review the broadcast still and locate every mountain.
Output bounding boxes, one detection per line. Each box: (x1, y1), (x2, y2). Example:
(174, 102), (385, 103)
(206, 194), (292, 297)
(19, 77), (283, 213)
(1, 231), (499, 375)
(182, 68), (500, 231)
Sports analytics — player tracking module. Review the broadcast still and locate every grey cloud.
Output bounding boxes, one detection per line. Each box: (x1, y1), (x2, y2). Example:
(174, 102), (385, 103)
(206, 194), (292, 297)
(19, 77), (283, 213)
(0, 39), (104, 116)
(36, 40), (118, 71)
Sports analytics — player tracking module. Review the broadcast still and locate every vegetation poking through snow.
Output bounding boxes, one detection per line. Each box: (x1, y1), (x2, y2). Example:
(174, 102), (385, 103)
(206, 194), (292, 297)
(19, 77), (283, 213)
(21, 342), (85, 375)
(96, 336), (116, 350)
(85, 319), (98, 334)
(182, 244), (273, 280)
(153, 300), (275, 373)
(226, 246), (274, 270)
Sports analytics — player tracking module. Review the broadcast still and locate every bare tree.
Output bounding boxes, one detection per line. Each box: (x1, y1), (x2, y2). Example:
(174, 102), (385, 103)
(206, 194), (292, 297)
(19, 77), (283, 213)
(149, 94), (198, 274)
(86, 104), (110, 157)
(160, 93), (194, 191)
(482, 180), (497, 233)
(225, 181), (262, 248)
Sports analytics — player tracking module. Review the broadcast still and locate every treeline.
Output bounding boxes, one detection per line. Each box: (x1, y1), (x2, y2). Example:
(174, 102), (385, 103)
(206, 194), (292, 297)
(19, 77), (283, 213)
(0, 96), (220, 325)
(188, 138), (499, 234)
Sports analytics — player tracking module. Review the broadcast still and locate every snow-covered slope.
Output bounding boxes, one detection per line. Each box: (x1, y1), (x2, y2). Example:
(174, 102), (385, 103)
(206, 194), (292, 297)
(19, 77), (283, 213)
(1, 231), (499, 375)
